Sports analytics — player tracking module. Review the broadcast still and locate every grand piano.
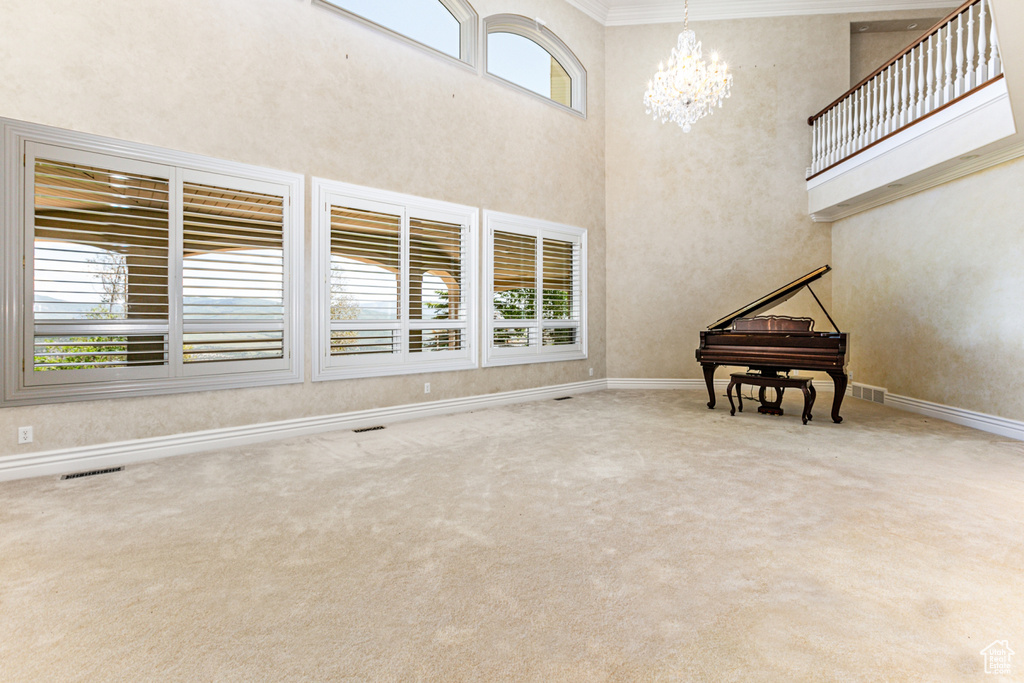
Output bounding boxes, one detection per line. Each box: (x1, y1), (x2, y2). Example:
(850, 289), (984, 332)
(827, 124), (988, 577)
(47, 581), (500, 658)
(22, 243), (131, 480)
(695, 265), (849, 423)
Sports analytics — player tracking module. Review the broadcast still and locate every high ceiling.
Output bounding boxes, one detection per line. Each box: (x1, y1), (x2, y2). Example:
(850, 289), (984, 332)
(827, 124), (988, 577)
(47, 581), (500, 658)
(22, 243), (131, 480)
(564, 0), (961, 26)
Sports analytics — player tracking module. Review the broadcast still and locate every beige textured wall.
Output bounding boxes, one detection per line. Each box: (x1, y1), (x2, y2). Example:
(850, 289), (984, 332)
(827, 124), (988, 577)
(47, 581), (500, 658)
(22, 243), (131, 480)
(0, 0), (606, 455)
(850, 30), (922, 86)
(604, 15), (846, 380)
(832, 157), (1024, 421)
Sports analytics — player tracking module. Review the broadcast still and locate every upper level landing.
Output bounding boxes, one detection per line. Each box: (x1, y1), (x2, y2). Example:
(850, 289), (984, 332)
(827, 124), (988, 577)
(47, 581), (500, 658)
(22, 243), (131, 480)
(806, 0), (1024, 222)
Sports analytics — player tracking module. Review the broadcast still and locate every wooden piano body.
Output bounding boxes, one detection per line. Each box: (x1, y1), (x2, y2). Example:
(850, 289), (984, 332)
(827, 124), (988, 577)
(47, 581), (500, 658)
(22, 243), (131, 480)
(695, 265), (849, 423)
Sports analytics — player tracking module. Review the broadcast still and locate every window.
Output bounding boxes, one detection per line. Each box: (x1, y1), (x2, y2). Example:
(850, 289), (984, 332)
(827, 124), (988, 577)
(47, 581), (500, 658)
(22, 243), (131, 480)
(484, 15), (587, 116)
(317, 0), (478, 67)
(1, 119), (303, 406)
(312, 179), (477, 380)
(483, 211), (586, 366)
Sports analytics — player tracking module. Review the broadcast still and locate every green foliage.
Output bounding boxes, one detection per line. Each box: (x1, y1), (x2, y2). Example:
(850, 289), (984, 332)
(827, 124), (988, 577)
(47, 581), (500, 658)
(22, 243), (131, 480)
(493, 287), (571, 320)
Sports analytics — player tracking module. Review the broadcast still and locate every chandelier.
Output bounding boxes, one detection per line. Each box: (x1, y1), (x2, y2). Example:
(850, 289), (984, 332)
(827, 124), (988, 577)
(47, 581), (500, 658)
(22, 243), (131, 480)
(643, 0), (733, 132)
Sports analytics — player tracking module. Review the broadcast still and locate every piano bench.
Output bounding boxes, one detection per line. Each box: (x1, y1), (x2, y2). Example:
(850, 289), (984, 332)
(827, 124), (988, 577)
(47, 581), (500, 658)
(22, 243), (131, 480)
(726, 372), (816, 425)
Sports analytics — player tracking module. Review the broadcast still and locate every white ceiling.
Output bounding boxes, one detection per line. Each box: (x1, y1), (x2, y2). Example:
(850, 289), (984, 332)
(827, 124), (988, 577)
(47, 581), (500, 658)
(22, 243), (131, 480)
(564, 0), (960, 26)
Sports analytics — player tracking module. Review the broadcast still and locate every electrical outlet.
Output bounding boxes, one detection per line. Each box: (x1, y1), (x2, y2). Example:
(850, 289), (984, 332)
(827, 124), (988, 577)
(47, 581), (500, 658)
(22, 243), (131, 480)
(424, 382), (430, 394)
(589, 367), (594, 376)
(18, 426), (33, 444)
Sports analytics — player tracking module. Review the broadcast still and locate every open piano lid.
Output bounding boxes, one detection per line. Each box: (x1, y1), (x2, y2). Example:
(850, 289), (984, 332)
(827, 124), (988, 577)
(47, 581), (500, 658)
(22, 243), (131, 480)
(707, 265), (831, 330)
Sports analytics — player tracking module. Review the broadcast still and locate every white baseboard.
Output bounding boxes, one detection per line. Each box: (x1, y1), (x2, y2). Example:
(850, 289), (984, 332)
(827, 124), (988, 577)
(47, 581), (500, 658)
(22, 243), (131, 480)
(0, 379), (606, 482)
(606, 378), (707, 390)
(5, 377), (1020, 482)
(884, 392), (1024, 441)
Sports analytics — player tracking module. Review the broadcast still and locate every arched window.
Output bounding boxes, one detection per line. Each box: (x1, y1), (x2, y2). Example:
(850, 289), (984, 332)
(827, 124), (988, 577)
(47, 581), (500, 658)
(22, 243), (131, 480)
(484, 15), (587, 116)
(317, 0), (478, 66)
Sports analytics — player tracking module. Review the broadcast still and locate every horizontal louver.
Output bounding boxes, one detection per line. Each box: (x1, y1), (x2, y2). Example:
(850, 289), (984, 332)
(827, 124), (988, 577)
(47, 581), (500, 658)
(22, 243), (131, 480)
(492, 327), (531, 348)
(32, 158), (170, 372)
(182, 181), (285, 364)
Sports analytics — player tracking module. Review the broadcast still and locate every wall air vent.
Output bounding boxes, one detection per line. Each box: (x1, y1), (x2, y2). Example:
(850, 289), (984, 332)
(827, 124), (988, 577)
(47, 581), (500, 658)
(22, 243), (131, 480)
(851, 382), (886, 404)
(60, 466), (124, 480)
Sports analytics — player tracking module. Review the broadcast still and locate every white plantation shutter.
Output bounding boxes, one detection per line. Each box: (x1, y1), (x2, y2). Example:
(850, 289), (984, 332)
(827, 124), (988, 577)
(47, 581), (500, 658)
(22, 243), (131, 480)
(28, 147), (172, 383)
(4, 122), (302, 406)
(328, 204), (403, 358)
(181, 175), (288, 370)
(491, 230), (537, 348)
(484, 211), (586, 366)
(313, 180), (477, 380)
(409, 217), (467, 354)
(542, 237), (581, 346)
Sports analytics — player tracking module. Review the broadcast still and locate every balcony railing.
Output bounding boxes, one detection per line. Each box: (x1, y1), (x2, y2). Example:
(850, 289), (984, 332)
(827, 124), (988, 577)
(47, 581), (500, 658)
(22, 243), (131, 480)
(807, 0), (1003, 180)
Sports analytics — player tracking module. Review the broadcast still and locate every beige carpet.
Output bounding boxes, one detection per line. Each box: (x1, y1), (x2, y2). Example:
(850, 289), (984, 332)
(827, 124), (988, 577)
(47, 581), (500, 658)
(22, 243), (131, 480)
(1, 390), (1022, 681)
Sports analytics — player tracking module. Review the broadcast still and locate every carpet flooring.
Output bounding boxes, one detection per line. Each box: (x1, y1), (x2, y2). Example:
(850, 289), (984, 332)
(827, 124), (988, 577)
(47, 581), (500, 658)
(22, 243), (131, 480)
(1, 390), (1022, 681)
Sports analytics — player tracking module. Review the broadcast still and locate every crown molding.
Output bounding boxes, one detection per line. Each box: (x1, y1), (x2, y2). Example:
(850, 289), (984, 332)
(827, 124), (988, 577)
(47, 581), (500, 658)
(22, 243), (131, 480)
(564, 0), (960, 26)
(564, 0), (610, 24)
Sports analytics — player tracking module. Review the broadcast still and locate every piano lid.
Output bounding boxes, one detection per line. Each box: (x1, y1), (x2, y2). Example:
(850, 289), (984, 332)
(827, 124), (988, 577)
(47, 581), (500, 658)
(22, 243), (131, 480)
(707, 265), (831, 330)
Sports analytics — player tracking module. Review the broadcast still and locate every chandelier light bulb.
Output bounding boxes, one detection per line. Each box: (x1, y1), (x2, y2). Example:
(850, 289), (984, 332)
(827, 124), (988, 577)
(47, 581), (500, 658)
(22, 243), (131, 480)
(643, 0), (733, 133)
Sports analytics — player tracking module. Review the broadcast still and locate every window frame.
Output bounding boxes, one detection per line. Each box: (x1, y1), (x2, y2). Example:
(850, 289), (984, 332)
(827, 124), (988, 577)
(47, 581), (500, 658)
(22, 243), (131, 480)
(483, 210), (587, 367)
(483, 14), (588, 118)
(311, 178), (478, 381)
(1, 118), (304, 407)
(315, 0), (479, 70)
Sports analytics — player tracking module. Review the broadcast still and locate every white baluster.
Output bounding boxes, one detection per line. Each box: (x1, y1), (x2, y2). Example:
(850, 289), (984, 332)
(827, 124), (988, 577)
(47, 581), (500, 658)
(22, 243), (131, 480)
(965, 4), (976, 91)
(978, 0), (989, 84)
(849, 97), (857, 155)
(944, 24), (954, 103)
(913, 49), (921, 122)
(955, 13), (965, 97)
(835, 100), (843, 159)
(916, 43), (926, 118)
(989, 6), (1001, 77)
(858, 87), (867, 149)
(900, 55), (910, 127)
(824, 109), (833, 166)
(841, 98), (850, 159)
(848, 97), (857, 157)
(926, 33), (936, 113)
(868, 78), (876, 143)
(829, 107), (839, 165)
(886, 65), (895, 134)
(872, 76), (881, 142)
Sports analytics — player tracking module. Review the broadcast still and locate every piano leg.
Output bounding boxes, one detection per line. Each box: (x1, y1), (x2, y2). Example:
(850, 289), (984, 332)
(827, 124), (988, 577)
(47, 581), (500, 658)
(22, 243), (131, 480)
(827, 371), (848, 423)
(702, 363), (719, 409)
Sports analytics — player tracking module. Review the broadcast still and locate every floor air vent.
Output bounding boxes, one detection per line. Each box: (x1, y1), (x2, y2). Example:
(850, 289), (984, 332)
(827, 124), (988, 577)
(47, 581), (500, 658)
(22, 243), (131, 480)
(60, 466), (124, 480)
(554, 396), (573, 401)
(353, 425), (385, 433)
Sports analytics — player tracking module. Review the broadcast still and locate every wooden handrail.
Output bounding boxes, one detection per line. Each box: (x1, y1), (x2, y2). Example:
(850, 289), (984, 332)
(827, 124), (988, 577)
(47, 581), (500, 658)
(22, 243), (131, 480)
(808, 0), (979, 125)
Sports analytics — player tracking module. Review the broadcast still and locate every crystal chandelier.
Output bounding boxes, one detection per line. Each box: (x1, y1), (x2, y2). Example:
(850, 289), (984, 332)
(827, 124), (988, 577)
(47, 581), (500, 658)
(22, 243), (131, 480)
(643, 0), (733, 132)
